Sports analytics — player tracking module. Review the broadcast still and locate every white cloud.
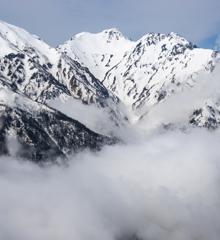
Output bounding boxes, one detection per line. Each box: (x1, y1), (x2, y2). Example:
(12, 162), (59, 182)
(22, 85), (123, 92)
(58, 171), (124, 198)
(137, 65), (220, 133)
(48, 98), (119, 137)
(1, 129), (220, 240)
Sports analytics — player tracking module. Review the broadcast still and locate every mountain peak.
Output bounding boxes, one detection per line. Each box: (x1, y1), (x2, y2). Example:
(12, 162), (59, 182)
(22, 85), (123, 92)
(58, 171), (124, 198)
(68, 28), (132, 43)
(167, 32), (180, 37)
(104, 28), (120, 33)
(137, 31), (198, 50)
(102, 28), (132, 42)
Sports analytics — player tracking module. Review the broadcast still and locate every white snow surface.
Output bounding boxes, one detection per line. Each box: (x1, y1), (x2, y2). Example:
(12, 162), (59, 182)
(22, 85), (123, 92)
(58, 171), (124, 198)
(57, 28), (135, 80)
(0, 20), (60, 65)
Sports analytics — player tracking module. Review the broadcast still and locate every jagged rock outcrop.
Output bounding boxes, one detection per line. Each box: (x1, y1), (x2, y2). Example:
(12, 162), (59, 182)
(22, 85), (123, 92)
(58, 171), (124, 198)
(0, 75), (117, 162)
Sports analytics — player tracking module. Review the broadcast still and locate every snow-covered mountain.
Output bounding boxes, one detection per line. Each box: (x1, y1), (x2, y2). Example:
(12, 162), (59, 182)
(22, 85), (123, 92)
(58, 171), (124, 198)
(102, 33), (218, 108)
(2, 19), (220, 162)
(0, 21), (127, 127)
(58, 29), (220, 129)
(0, 20), (128, 161)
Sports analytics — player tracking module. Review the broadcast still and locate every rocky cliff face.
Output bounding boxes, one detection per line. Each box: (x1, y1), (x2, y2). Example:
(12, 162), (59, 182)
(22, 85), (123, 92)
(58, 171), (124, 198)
(0, 74), (117, 162)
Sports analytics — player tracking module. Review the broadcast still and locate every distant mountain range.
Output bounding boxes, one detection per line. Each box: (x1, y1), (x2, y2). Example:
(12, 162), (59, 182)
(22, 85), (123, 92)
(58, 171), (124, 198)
(0, 20), (220, 161)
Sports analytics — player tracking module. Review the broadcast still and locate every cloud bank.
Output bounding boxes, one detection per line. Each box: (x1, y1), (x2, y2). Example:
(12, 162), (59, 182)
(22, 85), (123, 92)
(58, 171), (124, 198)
(1, 129), (220, 240)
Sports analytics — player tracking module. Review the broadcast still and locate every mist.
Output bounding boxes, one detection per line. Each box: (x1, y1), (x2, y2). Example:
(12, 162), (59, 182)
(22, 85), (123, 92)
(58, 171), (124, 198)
(47, 97), (140, 143)
(1, 64), (220, 240)
(48, 98), (118, 136)
(137, 65), (220, 134)
(1, 128), (220, 240)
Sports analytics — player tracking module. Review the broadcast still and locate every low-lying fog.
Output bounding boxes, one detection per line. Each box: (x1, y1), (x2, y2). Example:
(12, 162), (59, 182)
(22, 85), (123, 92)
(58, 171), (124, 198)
(1, 128), (220, 240)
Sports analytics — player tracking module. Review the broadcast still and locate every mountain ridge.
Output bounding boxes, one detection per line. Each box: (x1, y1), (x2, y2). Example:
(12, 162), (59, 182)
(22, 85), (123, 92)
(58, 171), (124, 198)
(57, 27), (220, 130)
(0, 20), (128, 127)
(1, 20), (220, 162)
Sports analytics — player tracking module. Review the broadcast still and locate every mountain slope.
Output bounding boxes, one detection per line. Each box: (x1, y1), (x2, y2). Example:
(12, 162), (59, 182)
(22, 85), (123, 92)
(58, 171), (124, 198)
(0, 74), (117, 162)
(102, 32), (219, 108)
(57, 28), (134, 81)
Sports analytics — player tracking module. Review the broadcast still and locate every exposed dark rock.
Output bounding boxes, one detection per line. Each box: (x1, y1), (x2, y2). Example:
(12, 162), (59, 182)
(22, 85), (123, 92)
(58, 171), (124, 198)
(0, 76), (118, 162)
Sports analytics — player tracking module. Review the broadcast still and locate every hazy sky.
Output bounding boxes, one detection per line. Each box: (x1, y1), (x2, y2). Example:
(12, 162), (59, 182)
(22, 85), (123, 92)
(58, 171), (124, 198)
(1, 0), (220, 49)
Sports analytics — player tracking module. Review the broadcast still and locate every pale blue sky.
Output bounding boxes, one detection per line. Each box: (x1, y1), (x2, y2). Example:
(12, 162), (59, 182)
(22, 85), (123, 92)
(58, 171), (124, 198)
(1, 0), (220, 50)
